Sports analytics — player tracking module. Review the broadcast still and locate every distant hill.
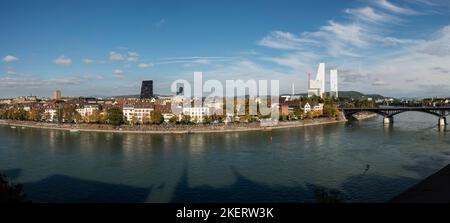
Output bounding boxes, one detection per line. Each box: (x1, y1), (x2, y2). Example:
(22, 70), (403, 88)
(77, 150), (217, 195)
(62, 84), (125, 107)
(111, 94), (140, 98)
(110, 94), (173, 98)
(337, 91), (386, 99)
(110, 91), (386, 99)
(282, 91), (387, 99)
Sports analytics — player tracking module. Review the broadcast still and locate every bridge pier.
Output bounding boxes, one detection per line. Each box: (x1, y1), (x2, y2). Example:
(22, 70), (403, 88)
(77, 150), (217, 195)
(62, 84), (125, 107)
(439, 117), (447, 126)
(383, 116), (393, 124)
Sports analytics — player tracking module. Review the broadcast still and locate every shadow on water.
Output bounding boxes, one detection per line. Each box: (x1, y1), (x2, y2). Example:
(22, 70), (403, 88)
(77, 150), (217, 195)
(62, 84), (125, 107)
(22, 175), (152, 203)
(1, 166), (422, 203)
(169, 166), (419, 203)
(340, 173), (418, 202)
(1, 168), (22, 181)
(171, 166), (317, 203)
(401, 155), (449, 179)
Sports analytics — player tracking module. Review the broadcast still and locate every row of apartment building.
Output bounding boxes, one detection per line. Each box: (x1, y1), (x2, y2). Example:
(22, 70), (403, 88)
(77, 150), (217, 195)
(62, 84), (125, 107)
(1, 94), (326, 123)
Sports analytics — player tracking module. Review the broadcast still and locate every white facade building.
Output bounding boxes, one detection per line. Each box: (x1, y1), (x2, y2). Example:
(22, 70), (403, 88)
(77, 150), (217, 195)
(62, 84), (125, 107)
(182, 107), (210, 123)
(44, 108), (57, 122)
(303, 103), (311, 113)
(123, 105), (154, 123)
(313, 103), (324, 112)
(302, 102), (323, 114)
(76, 105), (99, 117)
(308, 63), (326, 98)
(330, 69), (338, 98)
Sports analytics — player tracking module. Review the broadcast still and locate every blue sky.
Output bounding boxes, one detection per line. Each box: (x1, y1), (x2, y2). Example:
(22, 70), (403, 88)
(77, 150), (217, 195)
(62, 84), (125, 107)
(1, 0), (449, 98)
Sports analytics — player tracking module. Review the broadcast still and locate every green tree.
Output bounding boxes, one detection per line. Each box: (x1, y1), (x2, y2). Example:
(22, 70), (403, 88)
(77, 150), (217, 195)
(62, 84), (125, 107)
(180, 115), (191, 125)
(107, 108), (124, 126)
(56, 107), (64, 123)
(293, 107), (303, 118)
(169, 115), (179, 124)
(203, 115), (212, 124)
(150, 110), (164, 125)
(279, 115), (288, 121)
(0, 109), (6, 119)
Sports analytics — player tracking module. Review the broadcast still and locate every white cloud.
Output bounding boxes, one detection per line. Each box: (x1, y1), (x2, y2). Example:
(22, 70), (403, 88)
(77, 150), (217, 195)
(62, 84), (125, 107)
(341, 25), (450, 96)
(0, 75), (105, 89)
(153, 56), (233, 65)
(114, 69), (125, 77)
(53, 55), (72, 65)
(375, 0), (419, 15)
(416, 25), (450, 56)
(258, 1), (427, 59)
(253, 0), (449, 96)
(258, 31), (317, 50)
(381, 37), (422, 46)
(320, 21), (369, 48)
(109, 51), (139, 62)
(6, 71), (17, 75)
(372, 80), (386, 86)
(83, 59), (94, 64)
(81, 74), (104, 80)
(2, 55), (19, 62)
(110, 51), (125, 61)
(194, 59), (210, 64)
(302, 21), (371, 57)
(345, 7), (397, 24)
(262, 52), (318, 72)
(127, 52), (139, 62)
(138, 63), (153, 68)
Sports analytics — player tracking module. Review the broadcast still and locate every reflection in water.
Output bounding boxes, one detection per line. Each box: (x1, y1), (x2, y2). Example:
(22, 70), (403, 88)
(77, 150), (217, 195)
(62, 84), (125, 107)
(0, 112), (449, 202)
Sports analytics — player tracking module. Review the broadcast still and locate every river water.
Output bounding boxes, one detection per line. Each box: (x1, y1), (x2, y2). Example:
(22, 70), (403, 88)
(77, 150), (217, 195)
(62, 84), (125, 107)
(1, 112), (449, 203)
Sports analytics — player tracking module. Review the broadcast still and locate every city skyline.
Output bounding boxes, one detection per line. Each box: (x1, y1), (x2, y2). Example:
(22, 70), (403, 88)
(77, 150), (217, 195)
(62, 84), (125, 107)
(1, 0), (450, 98)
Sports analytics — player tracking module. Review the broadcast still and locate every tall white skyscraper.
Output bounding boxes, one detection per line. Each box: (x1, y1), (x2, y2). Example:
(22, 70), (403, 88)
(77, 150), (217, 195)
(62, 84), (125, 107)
(308, 63), (326, 98)
(330, 69), (338, 98)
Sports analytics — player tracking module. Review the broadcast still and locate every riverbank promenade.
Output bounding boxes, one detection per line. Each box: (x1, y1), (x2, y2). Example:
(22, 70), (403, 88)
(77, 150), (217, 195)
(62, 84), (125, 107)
(0, 117), (345, 134)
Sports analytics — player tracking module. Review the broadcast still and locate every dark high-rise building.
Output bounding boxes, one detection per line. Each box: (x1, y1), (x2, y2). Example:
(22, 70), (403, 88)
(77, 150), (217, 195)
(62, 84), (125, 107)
(140, 80), (153, 99)
(177, 86), (184, 95)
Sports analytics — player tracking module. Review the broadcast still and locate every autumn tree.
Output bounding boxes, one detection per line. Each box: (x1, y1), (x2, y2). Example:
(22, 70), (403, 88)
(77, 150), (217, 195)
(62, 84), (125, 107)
(142, 114), (151, 124)
(73, 112), (83, 123)
(27, 108), (43, 121)
(150, 110), (164, 125)
(322, 105), (340, 118)
(63, 104), (77, 123)
(169, 115), (179, 124)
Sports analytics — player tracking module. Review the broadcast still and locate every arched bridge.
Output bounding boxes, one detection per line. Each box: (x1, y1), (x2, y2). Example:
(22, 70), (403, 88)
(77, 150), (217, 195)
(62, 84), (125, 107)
(342, 107), (450, 126)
